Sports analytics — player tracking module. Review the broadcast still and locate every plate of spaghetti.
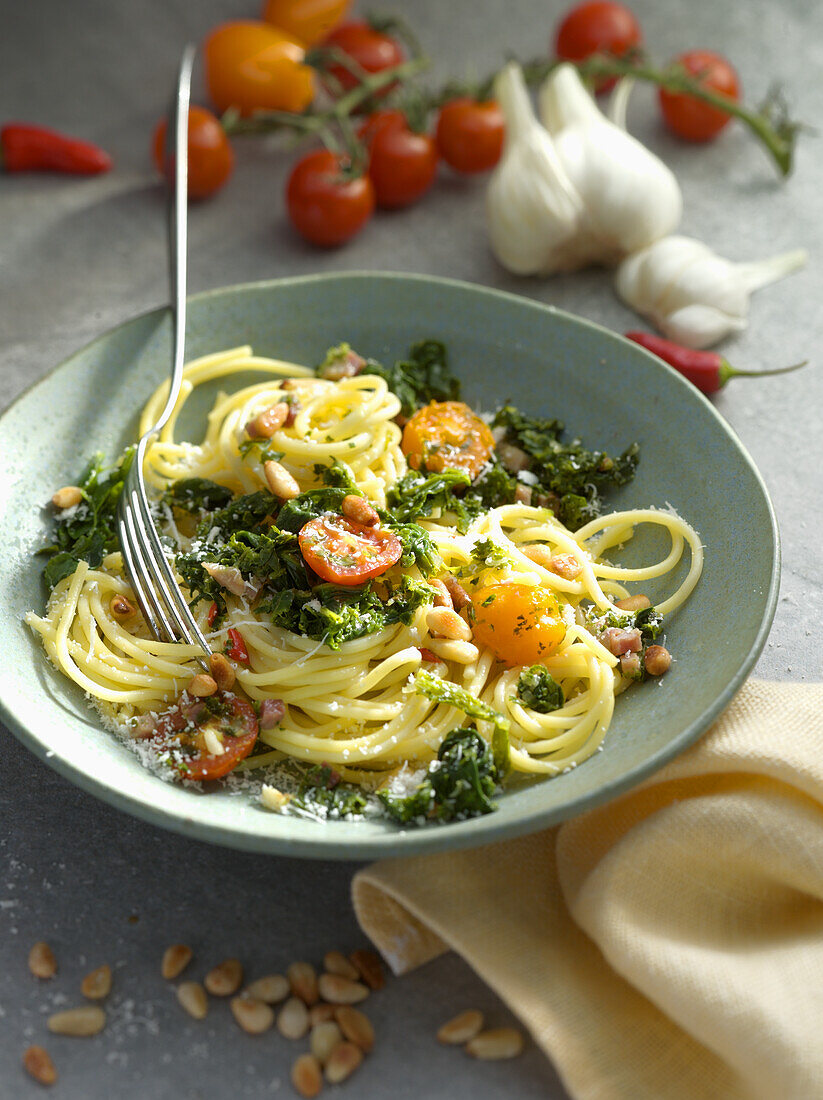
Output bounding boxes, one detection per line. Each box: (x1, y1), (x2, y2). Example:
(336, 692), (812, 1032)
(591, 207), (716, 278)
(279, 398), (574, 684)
(0, 274), (778, 857)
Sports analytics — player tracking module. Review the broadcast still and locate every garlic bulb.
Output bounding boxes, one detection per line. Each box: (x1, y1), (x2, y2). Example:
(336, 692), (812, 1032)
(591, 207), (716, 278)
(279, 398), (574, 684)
(486, 62), (682, 276)
(615, 235), (808, 348)
(486, 62), (593, 275)
(539, 64), (682, 259)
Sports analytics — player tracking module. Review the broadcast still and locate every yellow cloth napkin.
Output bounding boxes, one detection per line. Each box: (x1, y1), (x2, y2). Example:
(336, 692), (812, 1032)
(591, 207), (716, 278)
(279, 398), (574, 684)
(352, 680), (823, 1100)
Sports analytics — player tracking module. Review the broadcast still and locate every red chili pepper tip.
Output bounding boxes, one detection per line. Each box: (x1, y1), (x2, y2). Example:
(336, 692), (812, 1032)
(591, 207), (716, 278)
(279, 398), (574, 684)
(625, 331), (808, 395)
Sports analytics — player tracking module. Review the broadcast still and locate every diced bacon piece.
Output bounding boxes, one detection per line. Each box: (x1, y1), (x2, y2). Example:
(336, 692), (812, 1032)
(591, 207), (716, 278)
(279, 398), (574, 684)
(259, 698), (286, 730)
(599, 627), (642, 656)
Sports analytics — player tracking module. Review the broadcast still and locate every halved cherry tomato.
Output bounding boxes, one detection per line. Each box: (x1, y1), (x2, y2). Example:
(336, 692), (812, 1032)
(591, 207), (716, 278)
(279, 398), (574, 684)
(225, 628), (250, 664)
(322, 20), (404, 94)
(298, 515), (402, 585)
(435, 98), (505, 174)
(554, 1), (643, 92)
(204, 21), (315, 116)
(144, 692), (259, 781)
(472, 584), (566, 667)
(401, 401), (495, 480)
(286, 149), (374, 246)
(658, 50), (740, 142)
(261, 0), (350, 45)
(152, 106), (234, 200)
(358, 109), (437, 208)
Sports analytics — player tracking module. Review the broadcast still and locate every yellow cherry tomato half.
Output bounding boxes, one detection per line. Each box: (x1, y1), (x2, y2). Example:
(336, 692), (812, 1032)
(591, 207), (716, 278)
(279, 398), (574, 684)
(261, 0), (350, 46)
(472, 583), (566, 667)
(401, 401), (495, 480)
(204, 21), (315, 117)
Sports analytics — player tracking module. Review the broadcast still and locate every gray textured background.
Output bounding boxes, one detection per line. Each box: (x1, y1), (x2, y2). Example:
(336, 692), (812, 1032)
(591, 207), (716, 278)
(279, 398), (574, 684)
(1, 0), (821, 1096)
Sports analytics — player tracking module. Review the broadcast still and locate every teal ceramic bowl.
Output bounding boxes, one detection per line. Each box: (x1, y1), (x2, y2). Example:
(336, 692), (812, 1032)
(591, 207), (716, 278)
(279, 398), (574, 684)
(0, 274), (778, 859)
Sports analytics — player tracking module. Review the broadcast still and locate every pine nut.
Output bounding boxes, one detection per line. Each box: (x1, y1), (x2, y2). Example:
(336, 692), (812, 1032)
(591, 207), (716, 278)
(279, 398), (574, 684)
(550, 553), (582, 580)
(317, 974), (369, 1005)
(310, 1020), (343, 1065)
(442, 575), (472, 611)
(291, 1053), (323, 1099)
(644, 644), (672, 676)
(341, 494), (379, 526)
(204, 958), (243, 996)
(247, 402), (289, 439)
(323, 951), (359, 981)
(109, 594), (136, 622)
(264, 460), (299, 500)
(81, 964), (111, 1000)
(23, 1045), (57, 1086)
(465, 1027), (524, 1060)
(208, 652), (236, 691)
(245, 974), (289, 1004)
(28, 941), (57, 980)
(260, 785), (290, 812)
(277, 996), (310, 1040)
(348, 949), (385, 991)
(428, 579), (453, 609)
(615, 594), (651, 612)
(426, 606), (472, 642)
(161, 944), (192, 980)
(325, 1041), (363, 1084)
(334, 1006), (374, 1053)
(309, 1003), (336, 1026)
(47, 1006), (106, 1037)
(230, 995), (274, 1035)
(177, 981), (208, 1020)
(51, 486), (82, 510)
(425, 638), (479, 666)
(188, 673), (217, 698)
(287, 961), (319, 1005)
(522, 544), (553, 568)
(437, 1009), (483, 1044)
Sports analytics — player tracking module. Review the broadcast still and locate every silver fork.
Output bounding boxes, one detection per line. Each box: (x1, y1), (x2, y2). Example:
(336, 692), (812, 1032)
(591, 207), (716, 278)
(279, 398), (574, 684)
(116, 44), (211, 665)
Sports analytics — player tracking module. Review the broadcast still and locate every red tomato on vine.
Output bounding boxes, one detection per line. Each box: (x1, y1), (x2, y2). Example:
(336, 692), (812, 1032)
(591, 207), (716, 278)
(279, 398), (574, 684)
(286, 149), (374, 246)
(658, 50), (740, 142)
(435, 98), (505, 173)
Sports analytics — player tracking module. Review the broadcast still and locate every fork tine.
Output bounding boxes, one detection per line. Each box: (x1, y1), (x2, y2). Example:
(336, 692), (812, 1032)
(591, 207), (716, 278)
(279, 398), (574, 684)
(117, 496), (178, 644)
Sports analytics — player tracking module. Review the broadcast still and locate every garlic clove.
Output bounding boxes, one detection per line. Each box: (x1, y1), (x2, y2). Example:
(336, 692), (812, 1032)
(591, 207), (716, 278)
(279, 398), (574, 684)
(616, 235), (808, 348)
(539, 65), (682, 256)
(487, 63), (588, 275)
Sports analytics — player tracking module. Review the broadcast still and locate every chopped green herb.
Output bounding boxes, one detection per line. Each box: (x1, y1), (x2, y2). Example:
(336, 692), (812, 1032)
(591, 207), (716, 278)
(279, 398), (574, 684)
(238, 439), (284, 466)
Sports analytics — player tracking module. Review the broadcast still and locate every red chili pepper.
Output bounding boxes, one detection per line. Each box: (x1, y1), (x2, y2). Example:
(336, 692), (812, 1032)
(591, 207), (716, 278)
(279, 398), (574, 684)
(1, 123), (112, 174)
(625, 332), (808, 395)
(225, 628), (250, 664)
(207, 602), (218, 628)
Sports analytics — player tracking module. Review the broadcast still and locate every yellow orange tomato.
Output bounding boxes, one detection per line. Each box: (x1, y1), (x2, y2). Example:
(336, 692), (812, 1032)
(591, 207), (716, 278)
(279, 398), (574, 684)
(204, 21), (314, 116)
(401, 401), (495, 480)
(261, 0), (350, 45)
(472, 584), (566, 667)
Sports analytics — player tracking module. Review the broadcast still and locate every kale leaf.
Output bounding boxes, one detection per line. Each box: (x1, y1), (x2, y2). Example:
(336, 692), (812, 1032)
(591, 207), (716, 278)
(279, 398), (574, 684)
(378, 727), (499, 824)
(199, 490), (277, 538)
(493, 404), (639, 530)
(364, 339), (461, 417)
(42, 449), (135, 589)
(386, 468), (479, 534)
(414, 669), (509, 775)
(291, 764), (369, 819)
(176, 528), (308, 610)
(163, 477), (234, 513)
(587, 603), (664, 641)
(386, 521), (440, 577)
(516, 666), (565, 713)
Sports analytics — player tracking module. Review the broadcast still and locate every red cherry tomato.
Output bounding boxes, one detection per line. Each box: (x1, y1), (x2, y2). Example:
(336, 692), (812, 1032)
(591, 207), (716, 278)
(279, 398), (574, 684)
(261, 0), (350, 46)
(658, 50), (740, 142)
(146, 692), (259, 781)
(298, 515), (403, 585)
(555, 1), (643, 92)
(322, 20), (404, 94)
(204, 21), (315, 116)
(286, 149), (374, 246)
(152, 106), (234, 200)
(358, 110), (437, 209)
(435, 98), (505, 174)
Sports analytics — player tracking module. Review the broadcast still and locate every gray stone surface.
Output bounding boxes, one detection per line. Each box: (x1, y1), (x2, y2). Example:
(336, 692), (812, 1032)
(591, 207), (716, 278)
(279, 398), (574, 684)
(1, 0), (821, 1096)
